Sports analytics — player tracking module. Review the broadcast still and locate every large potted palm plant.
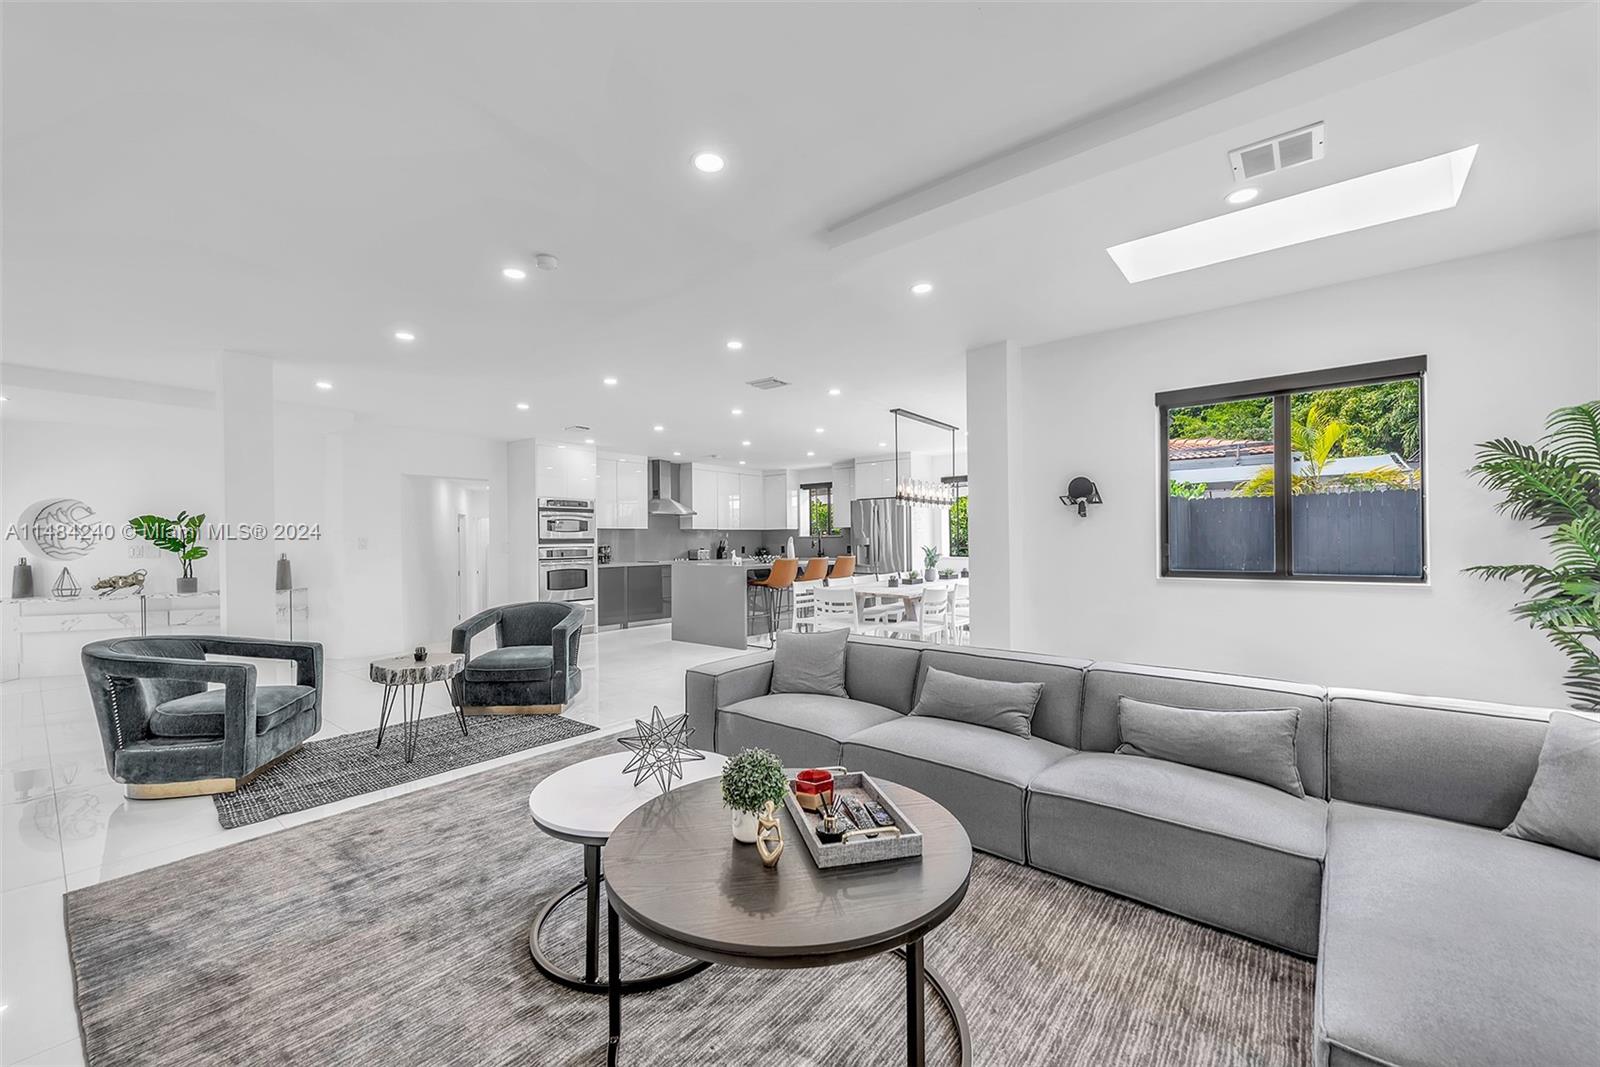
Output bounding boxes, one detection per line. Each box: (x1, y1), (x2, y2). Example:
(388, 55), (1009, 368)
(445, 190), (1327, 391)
(1467, 402), (1600, 709)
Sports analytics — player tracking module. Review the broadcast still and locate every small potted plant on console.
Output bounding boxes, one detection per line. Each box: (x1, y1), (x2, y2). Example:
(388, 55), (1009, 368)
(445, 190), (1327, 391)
(721, 748), (788, 843)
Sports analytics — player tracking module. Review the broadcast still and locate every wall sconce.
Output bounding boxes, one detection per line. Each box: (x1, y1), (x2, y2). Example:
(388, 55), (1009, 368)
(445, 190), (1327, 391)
(1060, 477), (1102, 517)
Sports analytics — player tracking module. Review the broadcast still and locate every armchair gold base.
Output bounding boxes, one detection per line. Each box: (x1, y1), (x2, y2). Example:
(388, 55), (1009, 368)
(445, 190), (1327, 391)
(124, 743), (304, 800)
(466, 704), (563, 716)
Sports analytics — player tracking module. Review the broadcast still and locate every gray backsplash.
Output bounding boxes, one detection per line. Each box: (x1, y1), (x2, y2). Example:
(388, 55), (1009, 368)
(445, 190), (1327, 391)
(600, 514), (852, 562)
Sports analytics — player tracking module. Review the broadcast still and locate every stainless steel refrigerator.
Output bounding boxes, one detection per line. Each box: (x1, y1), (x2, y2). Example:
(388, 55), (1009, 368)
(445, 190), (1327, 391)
(853, 497), (949, 576)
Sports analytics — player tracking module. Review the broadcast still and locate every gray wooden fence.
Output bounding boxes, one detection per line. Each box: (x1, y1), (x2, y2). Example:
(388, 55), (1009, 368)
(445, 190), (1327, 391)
(1168, 490), (1422, 576)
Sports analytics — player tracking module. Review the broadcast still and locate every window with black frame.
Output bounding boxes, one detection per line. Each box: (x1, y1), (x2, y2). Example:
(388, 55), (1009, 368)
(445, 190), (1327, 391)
(803, 482), (837, 536)
(1158, 357), (1425, 581)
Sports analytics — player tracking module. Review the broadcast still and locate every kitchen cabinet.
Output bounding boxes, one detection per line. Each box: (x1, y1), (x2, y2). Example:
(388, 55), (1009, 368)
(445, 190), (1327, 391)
(740, 472), (766, 529)
(718, 471), (739, 529)
(534, 442), (597, 500)
(617, 458), (647, 528)
(595, 457), (619, 527)
(830, 462), (855, 519)
(852, 454), (907, 501)
(595, 452), (647, 530)
(597, 564), (670, 628)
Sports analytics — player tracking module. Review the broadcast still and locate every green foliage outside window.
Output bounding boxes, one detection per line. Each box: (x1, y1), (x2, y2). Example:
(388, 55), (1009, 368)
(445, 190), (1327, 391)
(1167, 379), (1421, 461)
(949, 494), (968, 556)
(1168, 480), (1207, 499)
(808, 494), (837, 536)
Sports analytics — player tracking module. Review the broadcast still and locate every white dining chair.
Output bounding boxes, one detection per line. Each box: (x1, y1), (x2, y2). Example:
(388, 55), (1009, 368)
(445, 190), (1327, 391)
(949, 583), (971, 644)
(812, 587), (860, 634)
(877, 585), (951, 643)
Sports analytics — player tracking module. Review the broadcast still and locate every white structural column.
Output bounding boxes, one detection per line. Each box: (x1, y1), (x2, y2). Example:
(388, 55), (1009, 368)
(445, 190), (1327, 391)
(216, 352), (277, 636)
(965, 340), (1025, 649)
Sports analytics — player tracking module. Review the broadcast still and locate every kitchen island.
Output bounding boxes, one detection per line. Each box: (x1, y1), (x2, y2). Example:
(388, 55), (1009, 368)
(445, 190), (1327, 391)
(670, 559), (832, 649)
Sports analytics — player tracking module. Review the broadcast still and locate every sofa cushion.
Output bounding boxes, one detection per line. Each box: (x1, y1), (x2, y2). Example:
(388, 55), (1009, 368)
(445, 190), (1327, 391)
(843, 716), (1071, 863)
(1084, 663), (1328, 798)
(771, 629), (849, 699)
(1327, 689), (1551, 828)
(1028, 752), (1326, 956)
(1117, 697), (1305, 797)
(843, 637), (922, 713)
(1503, 710), (1600, 859)
(1316, 801), (1600, 1067)
(718, 693), (901, 768)
(915, 646), (1088, 749)
(148, 684), (316, 739)
(911, 666), (1042, 738)
(465, 645), (554, 682)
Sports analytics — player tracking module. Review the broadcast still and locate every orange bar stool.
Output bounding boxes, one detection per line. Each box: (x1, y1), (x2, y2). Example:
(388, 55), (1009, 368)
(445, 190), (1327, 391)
(796, 558), (828, 584)
(748, 558), (799, 648)
(830, 555), (856, 581)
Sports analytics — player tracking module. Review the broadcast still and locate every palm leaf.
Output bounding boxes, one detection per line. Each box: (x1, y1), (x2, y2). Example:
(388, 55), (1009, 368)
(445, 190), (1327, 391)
(1542, 401), (1600, 477)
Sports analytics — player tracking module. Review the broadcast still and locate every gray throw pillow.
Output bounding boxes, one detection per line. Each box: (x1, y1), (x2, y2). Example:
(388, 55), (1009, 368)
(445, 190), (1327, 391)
(910, 666), (1044, 739)
(1116, 697), (1305, 797)
(1503, 711), (1600, 860)
(770, 629), (849, 699)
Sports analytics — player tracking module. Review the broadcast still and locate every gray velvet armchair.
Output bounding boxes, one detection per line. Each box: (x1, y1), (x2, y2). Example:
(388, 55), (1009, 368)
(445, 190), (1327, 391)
(80, 635), (323, 799)
(450, 601), (584, 712)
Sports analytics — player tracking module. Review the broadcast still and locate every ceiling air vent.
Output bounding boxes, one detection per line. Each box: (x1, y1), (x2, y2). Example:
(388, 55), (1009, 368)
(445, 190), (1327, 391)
(746, 377), (791, 391)
(563, 424), (590, 432)
(1229, 122), (1325, 181)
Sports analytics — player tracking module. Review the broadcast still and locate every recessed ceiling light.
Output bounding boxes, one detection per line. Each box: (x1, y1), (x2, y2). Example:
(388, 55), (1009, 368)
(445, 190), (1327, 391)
(827, 388), (841, 397)
(910, 282), (933, 296)
(1224, 187), (1260, 206)
(557, 444), (566, 450)
(731, 408), (743, 416)
(653, 425), (665, 432)
(1108, 145), (1479, 283)
(315, 381), (333, 390)
(393, 330), (416, 342)
(738, 460), (746, 466)
(726, 339), (743, 351)
(741, 440), (751, 447)
(673, 450), (682, 457)
(815, 427), (825, 434)
(878, 441), (888, 448)
(502, 266), (528, 281)
(806, 451), (815, 457)
(603, 377), (618, 386)
(584, 438), (595, 445)
(515, 402), (530, 410)
(693, 151), (725, 174)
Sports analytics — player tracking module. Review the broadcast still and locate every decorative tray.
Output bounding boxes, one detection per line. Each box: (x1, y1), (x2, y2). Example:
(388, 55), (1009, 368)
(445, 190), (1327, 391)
(783, 769), (923, 869)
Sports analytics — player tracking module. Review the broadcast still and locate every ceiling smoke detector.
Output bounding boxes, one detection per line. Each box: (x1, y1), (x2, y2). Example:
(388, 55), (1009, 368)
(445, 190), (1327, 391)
(745, 377), (791, 391)
(1229, 122), (1325, 181)
(534, 253), (560, 271)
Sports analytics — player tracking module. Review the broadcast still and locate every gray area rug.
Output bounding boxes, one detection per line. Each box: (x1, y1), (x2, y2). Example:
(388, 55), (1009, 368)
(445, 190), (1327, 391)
(211, 713), (596, 828)
(69, 735), (1314, 1066)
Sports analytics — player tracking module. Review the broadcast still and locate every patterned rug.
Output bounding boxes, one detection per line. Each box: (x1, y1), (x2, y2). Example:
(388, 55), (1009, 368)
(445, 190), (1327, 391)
(212, 713), (596, 828)
(70, 734), (1316, 1066)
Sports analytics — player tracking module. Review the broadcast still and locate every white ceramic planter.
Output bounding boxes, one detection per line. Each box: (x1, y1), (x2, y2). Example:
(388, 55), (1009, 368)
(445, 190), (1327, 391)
(731, 809), (759, 844)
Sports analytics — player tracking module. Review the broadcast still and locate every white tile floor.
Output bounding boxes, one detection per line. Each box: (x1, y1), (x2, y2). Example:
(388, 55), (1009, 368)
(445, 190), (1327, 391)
(0, 624), (738, 1066)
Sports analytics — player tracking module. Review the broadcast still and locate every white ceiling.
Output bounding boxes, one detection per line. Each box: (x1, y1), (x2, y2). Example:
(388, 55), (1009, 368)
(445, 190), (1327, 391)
(3, 2), (1594, 469)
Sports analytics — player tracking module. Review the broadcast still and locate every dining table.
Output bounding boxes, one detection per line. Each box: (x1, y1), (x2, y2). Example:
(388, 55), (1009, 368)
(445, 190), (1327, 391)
(848, 578), (966, 621)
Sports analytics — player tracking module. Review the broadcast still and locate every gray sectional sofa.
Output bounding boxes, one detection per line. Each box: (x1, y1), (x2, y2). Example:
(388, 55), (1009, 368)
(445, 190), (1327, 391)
(686, 636), (1600, 1067)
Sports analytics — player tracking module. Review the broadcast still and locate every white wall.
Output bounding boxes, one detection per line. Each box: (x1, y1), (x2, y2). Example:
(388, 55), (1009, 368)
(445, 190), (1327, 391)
(399, 476), (491, 648)
(1001, 235), (1598, 708)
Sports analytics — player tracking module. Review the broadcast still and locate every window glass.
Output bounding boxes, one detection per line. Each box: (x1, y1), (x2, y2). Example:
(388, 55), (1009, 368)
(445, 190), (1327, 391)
(1166, 396), (1277, 573)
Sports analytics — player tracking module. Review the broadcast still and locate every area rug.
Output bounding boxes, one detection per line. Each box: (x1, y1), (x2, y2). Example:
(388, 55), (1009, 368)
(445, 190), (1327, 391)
(69, 735), (1315, 1066)
(211, 713), (596, 828)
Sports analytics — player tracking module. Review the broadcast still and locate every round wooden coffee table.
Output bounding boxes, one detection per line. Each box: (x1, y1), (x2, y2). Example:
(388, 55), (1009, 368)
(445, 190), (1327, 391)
(603, 776), (973, 1066)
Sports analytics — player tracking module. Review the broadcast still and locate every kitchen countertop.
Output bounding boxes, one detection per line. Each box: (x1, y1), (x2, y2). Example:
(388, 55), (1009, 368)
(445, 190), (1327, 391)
(597, 560), (671, 569)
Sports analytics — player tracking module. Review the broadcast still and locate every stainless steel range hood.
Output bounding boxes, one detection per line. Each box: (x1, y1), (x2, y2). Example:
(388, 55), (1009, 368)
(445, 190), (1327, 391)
(648, 460), (695, 517)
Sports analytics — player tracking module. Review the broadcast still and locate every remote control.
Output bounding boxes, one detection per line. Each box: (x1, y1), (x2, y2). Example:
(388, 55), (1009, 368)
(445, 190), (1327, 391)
(862, 799), (895, 828)
(841, 796), (873, 830)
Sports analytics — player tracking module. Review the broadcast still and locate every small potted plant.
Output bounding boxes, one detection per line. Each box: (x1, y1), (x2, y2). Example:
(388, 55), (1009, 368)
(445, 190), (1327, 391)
(721, 748), (788, 843)
(905, 570), (920, 585)
(938, 568), (956, 580)
(922, 545), (941, 583)
(128, 511), (208, 594)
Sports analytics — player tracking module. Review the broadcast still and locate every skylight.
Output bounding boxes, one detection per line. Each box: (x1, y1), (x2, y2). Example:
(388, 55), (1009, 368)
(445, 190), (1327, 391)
(1107, 145), (1479, 283)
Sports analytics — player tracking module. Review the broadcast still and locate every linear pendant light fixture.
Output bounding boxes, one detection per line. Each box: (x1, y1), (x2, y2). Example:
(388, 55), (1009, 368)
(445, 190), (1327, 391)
(1107, 144), (1478, 283)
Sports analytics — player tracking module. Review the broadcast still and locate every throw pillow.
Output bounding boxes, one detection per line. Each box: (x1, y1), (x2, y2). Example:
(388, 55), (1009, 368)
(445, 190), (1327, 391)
(1503, 711), (1600, 860)
(910, 666), (1044, 739)
(1116, 697), (1305, 797)
(770, 628), (849, 699)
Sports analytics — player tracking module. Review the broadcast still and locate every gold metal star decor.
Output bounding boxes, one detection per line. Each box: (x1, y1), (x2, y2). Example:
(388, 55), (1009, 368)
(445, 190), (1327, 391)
(617, 705), (705, 792)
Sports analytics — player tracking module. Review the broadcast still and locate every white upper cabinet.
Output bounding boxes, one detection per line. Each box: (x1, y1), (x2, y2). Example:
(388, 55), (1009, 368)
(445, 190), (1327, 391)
(616, 458), (647, 528)
(830, 462), (855, 515)
(740, 472), (766, 529)
(765, 471), (800, 533)
(595, 457), (619, 527)
(595, 452), (647, 529)
(718, 471), (739, 529)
